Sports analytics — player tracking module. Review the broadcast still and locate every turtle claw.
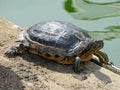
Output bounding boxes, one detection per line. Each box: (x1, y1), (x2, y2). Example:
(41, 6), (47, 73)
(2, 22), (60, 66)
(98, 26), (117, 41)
(5, 44), (27, 57)
(105, 61), (113, 66)
(5, 46), (19, 57)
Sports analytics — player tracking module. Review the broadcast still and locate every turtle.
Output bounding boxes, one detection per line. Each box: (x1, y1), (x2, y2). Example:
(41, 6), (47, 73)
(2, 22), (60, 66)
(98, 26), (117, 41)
(5, 21), (110, 72)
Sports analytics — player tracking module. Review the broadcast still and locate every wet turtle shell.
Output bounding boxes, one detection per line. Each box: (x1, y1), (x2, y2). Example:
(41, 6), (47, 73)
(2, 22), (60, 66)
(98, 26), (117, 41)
(23, 21), (94, 56)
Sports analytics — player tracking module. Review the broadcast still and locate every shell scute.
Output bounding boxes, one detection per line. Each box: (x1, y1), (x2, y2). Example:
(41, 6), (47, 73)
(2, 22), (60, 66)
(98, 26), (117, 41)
(26, 21), (92, 56)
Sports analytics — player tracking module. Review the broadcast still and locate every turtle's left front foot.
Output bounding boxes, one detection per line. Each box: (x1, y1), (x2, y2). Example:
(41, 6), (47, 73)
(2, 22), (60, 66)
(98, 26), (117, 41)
(5, 46), (19, 57)
(5, 44), (26, 57)
(73, 57), (83, 73)
(94, 51), (113, 66)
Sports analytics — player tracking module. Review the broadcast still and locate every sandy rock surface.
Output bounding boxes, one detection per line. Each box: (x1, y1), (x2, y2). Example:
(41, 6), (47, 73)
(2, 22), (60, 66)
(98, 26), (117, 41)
(0, 18), (120, 90)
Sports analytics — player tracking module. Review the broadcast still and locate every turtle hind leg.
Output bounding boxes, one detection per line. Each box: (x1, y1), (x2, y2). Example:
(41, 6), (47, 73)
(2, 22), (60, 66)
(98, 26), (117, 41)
(5, 44), (27, 57)
(73, 57), (84, 73)
(94, 51), (113, 65)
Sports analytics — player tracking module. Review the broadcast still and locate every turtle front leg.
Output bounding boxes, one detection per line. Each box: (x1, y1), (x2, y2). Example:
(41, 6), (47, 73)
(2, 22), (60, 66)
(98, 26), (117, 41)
(5, 44), (27, 57)
(73, 57), (83, 73)
(94, 51), (113, 65)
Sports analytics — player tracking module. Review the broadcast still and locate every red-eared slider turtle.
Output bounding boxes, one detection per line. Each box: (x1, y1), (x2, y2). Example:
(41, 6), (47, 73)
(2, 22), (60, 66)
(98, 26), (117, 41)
(5, 21), (110, 72)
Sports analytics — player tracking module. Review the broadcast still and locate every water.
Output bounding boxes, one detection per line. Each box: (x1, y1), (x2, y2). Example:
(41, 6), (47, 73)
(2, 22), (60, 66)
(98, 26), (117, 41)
(0, 0), (120, 68)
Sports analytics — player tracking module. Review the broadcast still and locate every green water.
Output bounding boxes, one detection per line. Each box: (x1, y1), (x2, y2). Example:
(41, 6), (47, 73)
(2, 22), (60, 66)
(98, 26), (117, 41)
(0, 0), (120, 68)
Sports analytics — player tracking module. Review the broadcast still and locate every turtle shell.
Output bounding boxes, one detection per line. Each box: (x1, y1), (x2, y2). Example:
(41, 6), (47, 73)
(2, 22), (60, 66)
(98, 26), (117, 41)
(26, 21), (93, 56)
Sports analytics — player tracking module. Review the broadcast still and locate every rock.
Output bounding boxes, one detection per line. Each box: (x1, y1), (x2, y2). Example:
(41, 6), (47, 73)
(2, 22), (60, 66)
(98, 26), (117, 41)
(0, 18), (120, 90)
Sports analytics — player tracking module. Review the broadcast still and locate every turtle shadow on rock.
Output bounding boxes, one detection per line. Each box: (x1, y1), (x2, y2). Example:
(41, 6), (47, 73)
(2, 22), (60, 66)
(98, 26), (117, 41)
(21, 53), (74, 74)
(20, 53), (112, 83)
(73, 60), (112, 83)
(0, 65), (23, 90)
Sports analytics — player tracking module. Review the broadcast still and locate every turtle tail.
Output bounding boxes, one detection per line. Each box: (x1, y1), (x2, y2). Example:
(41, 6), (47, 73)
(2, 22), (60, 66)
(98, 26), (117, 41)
(80, 40), (104, 58)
